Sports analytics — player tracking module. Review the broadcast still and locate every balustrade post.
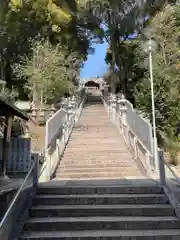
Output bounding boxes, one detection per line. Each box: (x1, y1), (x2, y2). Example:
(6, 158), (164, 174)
(56, 138), (60, 162)
(31, 105), (38, 121)
(71, 96), (78, 122)
(67, 111), (72, 138)
(116, 98), (121, 129)
(119, 97), (127, 136)
(61, 98), (69, 111)
(158, 149), (166, 185)
(133, 136), (138, 159)
(107, 95), (111, 117)
(111, 95), (117, 122)
(62, 123), (66, 144)
(50, 105), (56, 114)
(42, 148), (51, 182)
(145, 151), (152, 177)
(67, 101), (75, 137)
(71, 96), (77, 108)
(108, 94), (114, 119)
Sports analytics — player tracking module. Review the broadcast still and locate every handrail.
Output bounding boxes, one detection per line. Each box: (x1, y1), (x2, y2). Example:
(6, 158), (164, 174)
(0, 159), (38, 233)
(163, 158), (180, 186)
(0, 92), (86, 238)
(102, 91), (180, 188)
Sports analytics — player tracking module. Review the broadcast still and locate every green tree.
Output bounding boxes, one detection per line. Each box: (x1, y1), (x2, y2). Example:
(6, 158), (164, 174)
(0, 0), (92, 99)
(82, 0), (176, 95)
(13, 39), (80, 106)
(135, 4), (180, 149)
(105, 39), (145, 104)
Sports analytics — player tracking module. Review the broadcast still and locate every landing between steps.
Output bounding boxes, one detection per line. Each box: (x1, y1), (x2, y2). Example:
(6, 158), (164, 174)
(39, 179), (159, 188)
(20, 229), (180, 240)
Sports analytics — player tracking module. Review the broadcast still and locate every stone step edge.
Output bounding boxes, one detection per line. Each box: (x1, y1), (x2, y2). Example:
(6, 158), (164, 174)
(31, 204), (173, 210)
(34, 194), (166, 198)
(26, 216), (179, 223)
(20, 229), (180, 238)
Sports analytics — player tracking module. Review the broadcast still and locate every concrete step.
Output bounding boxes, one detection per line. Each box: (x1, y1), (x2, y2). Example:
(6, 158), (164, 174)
(61, 149), (130, 152)
(59, 160), (139, 165)
(36, 185), (164, 195)
(62, 153), (132, 157)
(56, 167), (140, 173)
(19, 95), (180, 239)
(20, 229), (180, 240)
(63, 150), (129, 153)
(53, 94), (143, 179)
(61, 156), (132, 160)
(68, 138), (122, 141)
(33, 194), (168, 205)
(53, 176), (147, 180)
(24, 216), (180, 231)
(61, 156), (133, 160)
(58, 164), (139, 168)
(55, 172), (143, 179)
(30, 204), (175, 217)
(69, 134), (120, 137)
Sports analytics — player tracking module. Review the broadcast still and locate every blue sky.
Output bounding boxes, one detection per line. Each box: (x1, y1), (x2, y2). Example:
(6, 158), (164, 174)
(80, 33), (137, 79)
(80, 42), (108, 79)
(80, 13), (148, 79)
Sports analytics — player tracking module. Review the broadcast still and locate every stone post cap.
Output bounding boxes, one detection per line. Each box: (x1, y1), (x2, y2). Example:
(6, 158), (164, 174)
(118, 98), (127, 104)
(67, 102), (73, 109)
(71, 95), (76, 100)
(121, 94), (125, 99)
(112, 95), (117, 101)
(117, 99), (122, 104)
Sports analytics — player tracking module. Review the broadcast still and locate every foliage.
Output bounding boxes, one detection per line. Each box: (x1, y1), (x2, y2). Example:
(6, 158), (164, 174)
(105, 39), (146, 104)
(0, 0), (171, 101)
(0, 86), (26, 137)
(0, 0), (94, 100)
(82, 0), (170, 95)
(13, 39), (79, 105)
(11, 117), (26, 137)
(165, 135), (180, 165)
(0, 86), (19, 103)
(0, 0), (178, 139)
(134, 4), (180, 153)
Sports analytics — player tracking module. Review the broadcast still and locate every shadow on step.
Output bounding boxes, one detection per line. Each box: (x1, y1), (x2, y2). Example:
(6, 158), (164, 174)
(41, 178), (160, 187)
(18, 178), (180, 240)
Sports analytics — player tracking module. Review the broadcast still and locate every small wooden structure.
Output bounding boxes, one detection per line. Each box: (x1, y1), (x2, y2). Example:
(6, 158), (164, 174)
(0, 98), (29, 177)
(85, 80), (100, 88)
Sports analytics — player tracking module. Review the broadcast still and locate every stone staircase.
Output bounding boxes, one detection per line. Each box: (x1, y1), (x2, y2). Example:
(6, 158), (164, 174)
(20, 180), (180, 239)
(54, 91), (144, 180)
(18, 91), (180, 239)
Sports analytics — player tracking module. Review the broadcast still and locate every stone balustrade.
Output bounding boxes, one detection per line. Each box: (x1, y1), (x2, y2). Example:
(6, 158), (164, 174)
(101, 92), (165, 180)
(39, 90), (86, 182)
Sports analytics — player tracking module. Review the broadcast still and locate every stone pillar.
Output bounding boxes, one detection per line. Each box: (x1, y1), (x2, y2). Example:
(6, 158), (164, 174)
(60, 101), (69, 144)
(108, 94), (113, 118)
(67, 101), (75, 139)
(108, 94), (116, 121)
(111, 95), (117, 122)
(71, 96), (77, 109)
(158, 149), (166, 185)
(71, 96), (78, 122)
(119, 97), (127, 137)
(62, 123), (67, 144)
(119, 96), (127, 122)
(31, 102), (38, 121)
(61, 99), (69, 111)
(49, 106), (56, 118)
(39, 147), (51, 182)
(116, 98), (122, 129)
(116, 97), (120, 113)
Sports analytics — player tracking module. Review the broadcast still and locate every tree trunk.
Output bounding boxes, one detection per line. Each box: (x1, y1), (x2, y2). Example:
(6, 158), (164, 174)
(108, 13), (116, 94)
